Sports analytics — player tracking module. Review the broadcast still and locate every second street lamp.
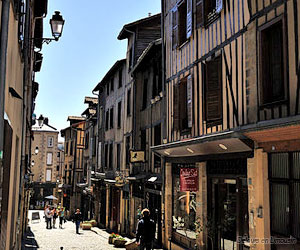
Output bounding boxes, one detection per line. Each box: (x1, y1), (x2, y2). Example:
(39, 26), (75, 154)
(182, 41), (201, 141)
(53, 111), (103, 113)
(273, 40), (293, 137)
(33, 11), (65, 44)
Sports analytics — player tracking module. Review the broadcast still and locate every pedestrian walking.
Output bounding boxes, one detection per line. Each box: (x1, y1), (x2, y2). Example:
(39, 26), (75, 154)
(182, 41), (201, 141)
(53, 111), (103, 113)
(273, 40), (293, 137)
(136, 208), (156, 250)
(72, 208), (83, 234)
(58, 205), (65, 228)
(45, 205), (52, 229)
(52, 207), (58, 228)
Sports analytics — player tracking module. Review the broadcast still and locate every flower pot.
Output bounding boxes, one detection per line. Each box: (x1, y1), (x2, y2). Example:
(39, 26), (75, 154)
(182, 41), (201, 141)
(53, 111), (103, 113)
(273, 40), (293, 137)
(113, 239), (127, 247)
(108, 236), (114, 244)
(81, 223), (92, 230)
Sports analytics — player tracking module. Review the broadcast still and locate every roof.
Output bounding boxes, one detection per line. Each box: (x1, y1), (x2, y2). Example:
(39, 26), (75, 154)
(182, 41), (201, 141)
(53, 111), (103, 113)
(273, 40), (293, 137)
(81, 108), (96, 117)
(131, 38), (162, 74)
(84, 96), (98, 105)
(118, 13), (161, 40)
(32, 123), (58, 133)
(93, 59), (126, 92)
(67, 116), (85, 122)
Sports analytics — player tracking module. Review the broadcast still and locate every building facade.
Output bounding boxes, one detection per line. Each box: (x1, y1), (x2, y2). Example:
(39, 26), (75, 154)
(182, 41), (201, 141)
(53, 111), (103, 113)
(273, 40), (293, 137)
(0, 0), (50, 249)
(150, 0), (300, 249)
(60, 117), (85, 213)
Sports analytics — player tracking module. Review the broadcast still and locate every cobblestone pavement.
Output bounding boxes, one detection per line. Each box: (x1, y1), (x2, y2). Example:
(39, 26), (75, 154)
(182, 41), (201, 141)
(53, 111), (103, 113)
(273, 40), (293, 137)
(26, 210), (130, 250)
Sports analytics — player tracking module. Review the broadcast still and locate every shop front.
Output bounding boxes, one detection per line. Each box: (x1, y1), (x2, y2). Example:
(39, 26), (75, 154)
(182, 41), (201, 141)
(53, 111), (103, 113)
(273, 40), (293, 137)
(151, 132), (253, 250)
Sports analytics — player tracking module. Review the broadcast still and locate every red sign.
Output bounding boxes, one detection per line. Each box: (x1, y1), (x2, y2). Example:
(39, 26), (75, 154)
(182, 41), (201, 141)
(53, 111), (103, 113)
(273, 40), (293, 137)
(180, 168), (198, 192)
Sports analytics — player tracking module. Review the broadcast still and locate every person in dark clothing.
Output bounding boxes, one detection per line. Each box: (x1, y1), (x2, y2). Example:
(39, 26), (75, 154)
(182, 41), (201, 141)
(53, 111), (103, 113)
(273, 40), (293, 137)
(72, 208), (83, 234)
(136, 208), (156, 250)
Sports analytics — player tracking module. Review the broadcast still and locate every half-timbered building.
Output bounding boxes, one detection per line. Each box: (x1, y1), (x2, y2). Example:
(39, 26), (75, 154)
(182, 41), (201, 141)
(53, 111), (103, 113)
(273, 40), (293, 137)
(152, 0), (300, 249)
(131, 38), (164, 247)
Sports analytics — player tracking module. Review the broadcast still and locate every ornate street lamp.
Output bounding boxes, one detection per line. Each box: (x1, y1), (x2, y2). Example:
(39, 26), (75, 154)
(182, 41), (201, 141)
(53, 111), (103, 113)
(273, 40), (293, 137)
(50, 11), (65, 41)
(37, 114), (44, 127)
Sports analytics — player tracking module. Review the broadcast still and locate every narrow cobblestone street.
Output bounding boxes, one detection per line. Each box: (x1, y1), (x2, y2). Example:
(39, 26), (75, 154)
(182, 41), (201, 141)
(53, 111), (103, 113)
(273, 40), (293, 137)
(24, 210), (130, 250)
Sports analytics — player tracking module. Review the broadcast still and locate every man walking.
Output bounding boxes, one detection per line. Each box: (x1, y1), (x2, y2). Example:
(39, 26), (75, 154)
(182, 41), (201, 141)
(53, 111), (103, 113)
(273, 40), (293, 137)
(136, 208), (156, 250)
(45, 205), (52, 229)
(72, 208), (83, 234)
(58, 205), (65, 229)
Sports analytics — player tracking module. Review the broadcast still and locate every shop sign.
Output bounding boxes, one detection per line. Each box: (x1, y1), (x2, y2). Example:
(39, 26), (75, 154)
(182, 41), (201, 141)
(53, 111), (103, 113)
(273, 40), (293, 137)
(130, 150), (145, 163)
(180, 168), (198, 192)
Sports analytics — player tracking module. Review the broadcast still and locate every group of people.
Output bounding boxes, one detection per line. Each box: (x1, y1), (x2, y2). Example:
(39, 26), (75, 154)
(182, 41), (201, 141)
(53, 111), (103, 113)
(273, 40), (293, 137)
(44, 203), (66, 229)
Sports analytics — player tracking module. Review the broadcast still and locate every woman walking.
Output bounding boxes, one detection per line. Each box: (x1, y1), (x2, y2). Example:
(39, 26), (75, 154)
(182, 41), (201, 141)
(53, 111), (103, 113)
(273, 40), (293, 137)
(52, 208), (58, 229)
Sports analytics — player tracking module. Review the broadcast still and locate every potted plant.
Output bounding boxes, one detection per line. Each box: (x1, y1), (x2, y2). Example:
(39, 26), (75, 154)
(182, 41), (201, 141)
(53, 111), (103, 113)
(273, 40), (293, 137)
(113, 235), (127, 247)
(109, 233), (118, 244)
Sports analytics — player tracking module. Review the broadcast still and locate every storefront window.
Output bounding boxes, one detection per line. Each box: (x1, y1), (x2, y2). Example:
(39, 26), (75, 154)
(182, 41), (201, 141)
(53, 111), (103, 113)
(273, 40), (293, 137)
(172, 164), (197, 240)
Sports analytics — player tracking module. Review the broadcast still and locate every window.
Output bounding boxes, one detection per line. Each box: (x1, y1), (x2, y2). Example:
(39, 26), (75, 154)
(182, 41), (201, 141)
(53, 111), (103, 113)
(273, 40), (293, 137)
(110, 78), (114, 92)
(48, 136), (54, 147)
(142, 78), (148, 110)
(46, 169), (52, 182)
(140, 129), (146, 151)
(127, 88), (131, 116)
(105, 144), (109, 168)
(260, 19), (285, 105)
(172, 0), (193, 49)
(117, 101), (122, 128)
(99, 106), (103, 128)
(174, 75), (193, 131)
(85, 132), (89, 149)
(196, 0), (222, 27)
(126, 136), (131, 168)
(106, 82), (110, 96)
(129, 48), (133, 70)
(172, 164), (197, 244)
(46, 152), (53, 165)
(154, 125), (161, 168)
(269, 152), (300, 239)
(56, 165), (59, 171)
(110, 107), (114, 129)
(152, 63), (162, 98)
(204, 56), (222, 126)
(109, 143), (113, 170)
(70, 141), (73, 156)
(118, 69), (123, 88)
(117, 144), (121, 171)
(105, 110), (109, 130)
(65, 141), (69, 154)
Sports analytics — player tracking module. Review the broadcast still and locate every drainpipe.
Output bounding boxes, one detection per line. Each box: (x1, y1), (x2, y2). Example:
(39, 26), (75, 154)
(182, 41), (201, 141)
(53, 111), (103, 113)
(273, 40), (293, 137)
(160, 0), (166, 247)
(0, 0), (10, 237)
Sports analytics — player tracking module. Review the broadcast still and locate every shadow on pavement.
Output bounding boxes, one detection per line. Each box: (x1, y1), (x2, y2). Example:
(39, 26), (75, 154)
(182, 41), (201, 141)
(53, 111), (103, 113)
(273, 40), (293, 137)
(21, 226), (39, 250)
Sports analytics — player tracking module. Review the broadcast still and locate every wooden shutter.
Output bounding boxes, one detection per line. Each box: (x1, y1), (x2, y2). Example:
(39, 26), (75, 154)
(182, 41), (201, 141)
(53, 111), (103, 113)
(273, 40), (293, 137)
(186, 0), (193, 39)
(196, 0), (204, 28)
(205, 56), (222, 122)
(187, 75), (193, 128)
(216, 0), (223, 13)
(173, 84), (180, 131)
(172, 8), (179, 49)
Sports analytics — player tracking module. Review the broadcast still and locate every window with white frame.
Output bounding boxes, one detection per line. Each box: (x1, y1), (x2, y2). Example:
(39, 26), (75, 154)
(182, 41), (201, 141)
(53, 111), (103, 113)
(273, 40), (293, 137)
(46, 152), (53, 165)
(48, 136), (54, 148)
(46, 169), (52, 182)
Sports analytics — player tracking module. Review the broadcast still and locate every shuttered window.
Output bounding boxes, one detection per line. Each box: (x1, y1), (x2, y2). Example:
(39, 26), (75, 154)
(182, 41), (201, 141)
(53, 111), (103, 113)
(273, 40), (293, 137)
(196, 0), (204, 28)
(260, 19), (285, 105)
(105, 110), (109, 130)
(142, 78), (148, 110)
(46, 169), (52, 182)
(270, 152), (300, 239)
(186, 0), (193, 39)
(172, 0), (193, 49)
(117, 101), (122, 128)
(172, 8), (178, 49)
(174, 75), (193, 132)
(117, 144), (121, 170)
(110, 107), (114, 129)
(204, 56), (222, 125)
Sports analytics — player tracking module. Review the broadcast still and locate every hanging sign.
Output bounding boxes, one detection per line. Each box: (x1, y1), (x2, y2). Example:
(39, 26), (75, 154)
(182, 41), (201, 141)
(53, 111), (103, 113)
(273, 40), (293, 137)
(130, 151), (145, 163)
(180, 168), (198, 192)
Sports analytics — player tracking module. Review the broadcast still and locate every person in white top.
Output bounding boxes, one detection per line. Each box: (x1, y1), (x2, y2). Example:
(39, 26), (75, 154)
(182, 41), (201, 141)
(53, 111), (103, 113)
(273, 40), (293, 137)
(45, 205), (52, 229)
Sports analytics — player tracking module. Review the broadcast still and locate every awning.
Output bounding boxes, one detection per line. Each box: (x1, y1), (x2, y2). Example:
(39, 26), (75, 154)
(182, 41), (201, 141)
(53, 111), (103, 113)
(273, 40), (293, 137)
(76, 183), (88, 188)
(151, 131), (253, 158)
(126, 174), (147, 181)
(146, 174), (162, 184)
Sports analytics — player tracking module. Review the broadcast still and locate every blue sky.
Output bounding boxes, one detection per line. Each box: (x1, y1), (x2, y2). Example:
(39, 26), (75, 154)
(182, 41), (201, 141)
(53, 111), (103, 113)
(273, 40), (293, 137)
(35, 0), (161, 139)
